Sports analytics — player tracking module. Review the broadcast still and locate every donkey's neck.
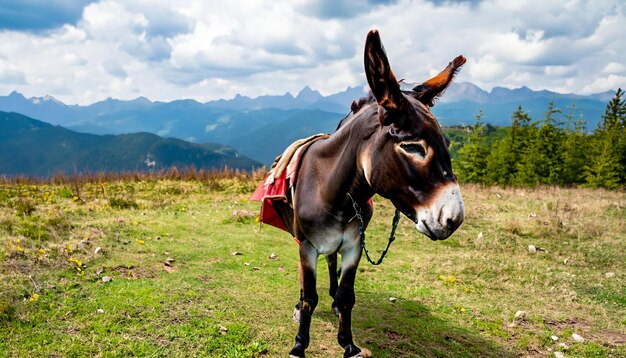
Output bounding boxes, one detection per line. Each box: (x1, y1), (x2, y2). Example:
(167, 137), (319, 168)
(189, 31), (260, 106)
(309, 108), (378, 209)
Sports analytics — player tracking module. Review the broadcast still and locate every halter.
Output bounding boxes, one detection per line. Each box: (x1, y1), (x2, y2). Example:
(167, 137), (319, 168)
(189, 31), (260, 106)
(347, 193), (402, 265)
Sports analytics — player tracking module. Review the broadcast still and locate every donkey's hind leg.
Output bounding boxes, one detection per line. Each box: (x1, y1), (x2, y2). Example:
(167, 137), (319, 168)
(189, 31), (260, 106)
(326, 252), (340, 316)
(289, 239), (319, 358)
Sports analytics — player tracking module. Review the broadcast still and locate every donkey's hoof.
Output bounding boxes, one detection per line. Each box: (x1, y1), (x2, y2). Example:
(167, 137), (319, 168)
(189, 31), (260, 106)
(289, 343), (305, 357)
(331, 302), (340, 317)
(343, 344), (362, 358)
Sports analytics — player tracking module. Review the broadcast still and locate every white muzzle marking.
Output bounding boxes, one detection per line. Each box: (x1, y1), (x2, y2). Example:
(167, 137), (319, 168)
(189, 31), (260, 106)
(415, 183), (464, 240)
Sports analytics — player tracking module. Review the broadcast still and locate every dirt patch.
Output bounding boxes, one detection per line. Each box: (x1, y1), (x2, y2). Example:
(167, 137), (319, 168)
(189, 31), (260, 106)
(544, 317), (625, 347)
(383, 330), (406, 340)
(589, 330), (626, 347)
(109, 265), (157, 279)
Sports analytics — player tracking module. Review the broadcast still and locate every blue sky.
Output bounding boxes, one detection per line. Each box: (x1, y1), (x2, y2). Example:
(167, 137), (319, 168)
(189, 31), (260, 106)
(0, 0), (624, 104)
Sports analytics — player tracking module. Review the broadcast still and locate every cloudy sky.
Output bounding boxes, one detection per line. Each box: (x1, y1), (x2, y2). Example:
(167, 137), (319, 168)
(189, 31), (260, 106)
(0, 0), (624, 104)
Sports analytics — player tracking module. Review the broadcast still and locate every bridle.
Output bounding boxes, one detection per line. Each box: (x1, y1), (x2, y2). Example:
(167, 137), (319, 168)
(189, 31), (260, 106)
(347, 193), (406, 266)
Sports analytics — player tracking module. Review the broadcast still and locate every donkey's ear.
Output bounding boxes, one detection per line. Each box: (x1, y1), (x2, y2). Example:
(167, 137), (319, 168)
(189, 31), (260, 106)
(413, 55), (466, 107)
(364, 29), (404, 117)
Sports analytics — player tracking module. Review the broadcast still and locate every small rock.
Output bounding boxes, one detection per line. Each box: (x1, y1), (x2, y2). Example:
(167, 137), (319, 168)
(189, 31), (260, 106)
(529, 213), (537, 218)
(507, 321), (518, 328)
(389, 297), (397, 302)
(252, 267), (260, 271)
(551, 335), (559, 341)
(605, 272), (615, 278)
(563, 258), (569, 264)
(96, 267), (104, 275)
(554, 352), (565, 358)
(243, 262), (250, 266)
(94, 247), (102, 254)
(231, 251), (243, 256)
(97, 309), (104, 314)
(77, 242), (86, 250)
(102, 276), (112, 283)
(559, 343), (569, 350)
(219, 326), (228, 335)
(572, 333), (584, 343)
(476, 231), (483, 242)
(155, 236), (161, 240)
(514, 310), (527, 320)
(232, 210), (255, 218)
(361, 347), (372, 357)
(164, 257), (175, 266)
(528, 245), (537, 253)
(268, 253), (278, 260)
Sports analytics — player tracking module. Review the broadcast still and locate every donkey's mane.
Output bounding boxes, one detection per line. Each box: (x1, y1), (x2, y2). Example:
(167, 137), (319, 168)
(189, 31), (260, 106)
(334, 95), (374, 132)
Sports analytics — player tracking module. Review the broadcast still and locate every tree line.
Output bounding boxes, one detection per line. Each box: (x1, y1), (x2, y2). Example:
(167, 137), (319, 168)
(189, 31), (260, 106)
(454, 89), (626, 189)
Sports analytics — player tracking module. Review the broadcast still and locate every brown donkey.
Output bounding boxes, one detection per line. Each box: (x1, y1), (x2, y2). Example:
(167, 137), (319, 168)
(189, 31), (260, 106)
(256, 29), (465, 357)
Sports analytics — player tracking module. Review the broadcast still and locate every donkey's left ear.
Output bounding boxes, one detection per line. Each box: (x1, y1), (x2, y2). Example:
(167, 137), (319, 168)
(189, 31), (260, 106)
(364, 29), (405, 118)
(413, 55), (466, 107)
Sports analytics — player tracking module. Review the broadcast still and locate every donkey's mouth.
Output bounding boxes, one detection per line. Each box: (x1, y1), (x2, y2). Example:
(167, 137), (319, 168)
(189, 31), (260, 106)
(417, 220), (439, 241)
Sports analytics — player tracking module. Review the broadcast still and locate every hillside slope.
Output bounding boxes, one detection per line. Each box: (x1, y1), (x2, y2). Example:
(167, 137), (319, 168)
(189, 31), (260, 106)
(0, 111), (261, 177)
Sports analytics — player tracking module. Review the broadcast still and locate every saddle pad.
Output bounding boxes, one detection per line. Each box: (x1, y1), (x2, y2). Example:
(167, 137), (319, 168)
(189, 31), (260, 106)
(250, 134), (329, 233)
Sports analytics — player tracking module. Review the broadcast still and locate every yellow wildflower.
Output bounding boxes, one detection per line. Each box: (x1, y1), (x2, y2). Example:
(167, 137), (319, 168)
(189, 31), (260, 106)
(29, 293), (39, 302)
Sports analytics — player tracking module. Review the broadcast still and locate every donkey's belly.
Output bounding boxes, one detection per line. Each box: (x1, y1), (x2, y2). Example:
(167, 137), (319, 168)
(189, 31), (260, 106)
(304, 221), (361, 255)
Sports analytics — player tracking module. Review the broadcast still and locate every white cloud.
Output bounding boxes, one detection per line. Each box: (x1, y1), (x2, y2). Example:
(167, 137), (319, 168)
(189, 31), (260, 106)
(0, 0), (623, 104)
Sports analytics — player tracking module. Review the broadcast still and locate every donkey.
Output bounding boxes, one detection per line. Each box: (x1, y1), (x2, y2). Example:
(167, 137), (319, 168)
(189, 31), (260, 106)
(271, 29), (465, 357)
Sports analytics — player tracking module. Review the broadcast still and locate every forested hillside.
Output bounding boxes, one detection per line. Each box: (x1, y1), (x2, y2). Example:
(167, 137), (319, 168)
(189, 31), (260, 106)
(453, 89), (626, 189)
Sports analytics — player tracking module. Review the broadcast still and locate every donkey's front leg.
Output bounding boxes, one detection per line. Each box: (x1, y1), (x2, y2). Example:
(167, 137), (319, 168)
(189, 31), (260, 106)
(289, 240), (319, 358)
(336, 244), (363, 358)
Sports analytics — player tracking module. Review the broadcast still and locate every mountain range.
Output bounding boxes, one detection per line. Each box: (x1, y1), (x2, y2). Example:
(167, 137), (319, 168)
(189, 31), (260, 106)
(0, 83), (616, 168)
(0, 111), (260, 177)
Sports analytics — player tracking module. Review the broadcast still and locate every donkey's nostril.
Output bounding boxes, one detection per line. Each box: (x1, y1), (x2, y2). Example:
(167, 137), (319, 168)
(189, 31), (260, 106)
(446, 218), (456, 232)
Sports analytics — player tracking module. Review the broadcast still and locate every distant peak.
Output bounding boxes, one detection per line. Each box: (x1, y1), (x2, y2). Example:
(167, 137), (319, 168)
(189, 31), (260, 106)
(131, 96), (152, 104)
(42, 94), (64, 105)
(8, 90), (25, 98)
(296, 85), (322, 102)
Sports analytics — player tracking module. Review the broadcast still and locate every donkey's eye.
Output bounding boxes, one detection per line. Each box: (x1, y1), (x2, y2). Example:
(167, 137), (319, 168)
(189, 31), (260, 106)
(399, 142), (426, 160)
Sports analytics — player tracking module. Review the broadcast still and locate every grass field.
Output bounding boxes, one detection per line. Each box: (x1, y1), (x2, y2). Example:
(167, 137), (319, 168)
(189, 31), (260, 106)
(1, 174), (624, 357)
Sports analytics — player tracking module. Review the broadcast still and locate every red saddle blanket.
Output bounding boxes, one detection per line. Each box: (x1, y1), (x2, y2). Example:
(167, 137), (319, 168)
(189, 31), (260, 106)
(250, 134), (329, 233)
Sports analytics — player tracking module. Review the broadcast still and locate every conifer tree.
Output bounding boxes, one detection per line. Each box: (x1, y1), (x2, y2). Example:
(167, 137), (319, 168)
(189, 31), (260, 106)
(517, 99), (564, 185)
(456, 110), (489, 183)
(585, 88), (625, 188)
(561, 103), (588, 185)
(484, 105), (529, 185)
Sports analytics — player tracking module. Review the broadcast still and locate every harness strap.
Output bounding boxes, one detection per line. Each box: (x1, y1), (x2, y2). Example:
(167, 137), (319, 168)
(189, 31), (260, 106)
(348, 193), (401, 266)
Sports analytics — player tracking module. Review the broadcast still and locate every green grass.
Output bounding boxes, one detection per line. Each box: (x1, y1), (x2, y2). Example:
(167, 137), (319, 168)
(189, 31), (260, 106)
(1, 179), (625, 357)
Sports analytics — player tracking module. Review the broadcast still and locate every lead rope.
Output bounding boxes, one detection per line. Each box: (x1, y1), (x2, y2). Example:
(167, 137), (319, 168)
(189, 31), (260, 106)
(348, 193), (401, 265)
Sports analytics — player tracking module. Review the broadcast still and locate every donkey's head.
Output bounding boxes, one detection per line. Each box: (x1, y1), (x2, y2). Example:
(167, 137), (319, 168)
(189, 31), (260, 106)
(361, 29), (464, 241)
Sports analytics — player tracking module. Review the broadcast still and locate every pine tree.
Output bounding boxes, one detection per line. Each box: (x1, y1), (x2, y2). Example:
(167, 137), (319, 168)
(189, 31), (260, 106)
(561, 103), (588, 185)
(585, 88), (626, 188)
(456, 110), (489, 183)
(517, 99), (564, 185)
(484, 106), (530, 185)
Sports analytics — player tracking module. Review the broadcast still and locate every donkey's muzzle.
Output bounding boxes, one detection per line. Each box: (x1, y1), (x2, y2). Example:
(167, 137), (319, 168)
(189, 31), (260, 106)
(415, 183), (464, 241)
